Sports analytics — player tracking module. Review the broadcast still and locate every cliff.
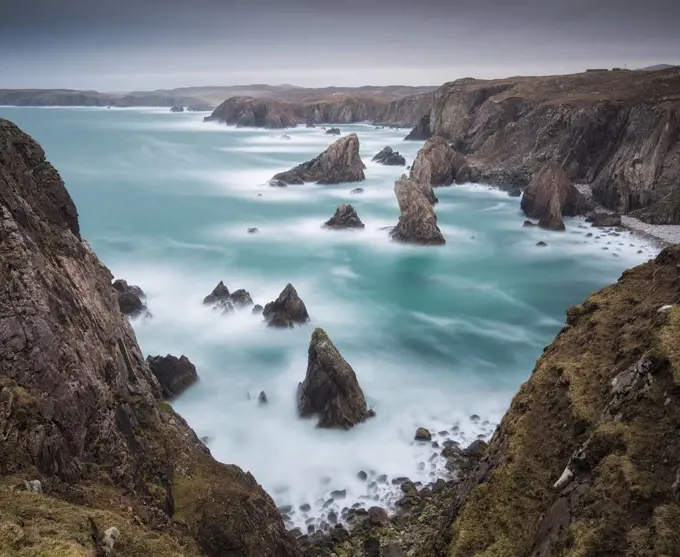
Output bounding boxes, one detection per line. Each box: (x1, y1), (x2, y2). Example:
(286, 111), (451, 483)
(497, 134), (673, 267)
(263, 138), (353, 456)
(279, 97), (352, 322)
(410, 69), (680, 224)
(205, 96), (298, 128)
(297, 95), (387, 124)
(375, 91), (435, 127)
(0, 118), (299, 557)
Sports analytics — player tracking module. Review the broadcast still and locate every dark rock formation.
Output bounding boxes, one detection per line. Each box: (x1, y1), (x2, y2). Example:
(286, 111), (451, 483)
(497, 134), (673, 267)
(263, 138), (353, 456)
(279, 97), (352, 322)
(270, 134), (365, 185)
(414, 428), (432, 441)
(323, 204), (365, 229)
(586, 212), (622, 227)
(404, 111), (432, 140)
(415, 69), (680, 223)
(170, 105), (184, 113)
(146, 354), (199, 399)
(262, 283), (310, 328)
(300, 96), (385, 124)
(521, 163), (587, 230)
(372, 146), (406, 166)
(252, 304), (264, 314)
(230, 289), (254, 308)
(112, 279), (149, 317)
(376, 92), (435, 128)
(350, 188), (364, 194)
(297, 328), (374, 429)
(0, 118), (299, 557)
(325, 127), (341, 135)
(390, 175), (446, 245)
(203, 281), (233, 312)
(410, 136), (470, 198)
(205, 96), (297, 128)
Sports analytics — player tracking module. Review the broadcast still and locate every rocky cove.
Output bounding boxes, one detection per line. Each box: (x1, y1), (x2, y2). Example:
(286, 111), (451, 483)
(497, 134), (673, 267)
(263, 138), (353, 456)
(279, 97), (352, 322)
(0, 68), (679, 557)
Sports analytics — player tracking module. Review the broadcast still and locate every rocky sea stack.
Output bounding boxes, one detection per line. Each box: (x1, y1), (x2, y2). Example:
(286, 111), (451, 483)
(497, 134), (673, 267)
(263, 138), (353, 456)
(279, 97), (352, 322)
(205, 96), (297, 128)
(372, 146), (406, 166)
(146, 354), (199, 399)
(0, 118), (299, 557)
(410, 135), (470, 195)
(263, 283), (310, 327)
(298, 328), (374, 429)
(390, 175), (446, 245)
(521, 162), (587, 230)
(323, 204), (365, 229)
(270, 133), (366, 185)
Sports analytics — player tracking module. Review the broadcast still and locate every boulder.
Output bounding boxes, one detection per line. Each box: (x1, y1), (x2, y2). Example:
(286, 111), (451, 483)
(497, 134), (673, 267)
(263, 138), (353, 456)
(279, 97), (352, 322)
(521, 163), (587, 227)
(146, 354), (199, 399)
(270, 134), (366, 185)
(297, 328), (374, 429)
(325, 127), (341, 135)
(390, 175), (446, 245)
(586, 212), (622, 227)
(204, 96), (297, 128)
(112, 279), (148, 318)
(414, 427), (432, 441)
(263, 283), (310, 327)
(372, 146), (406, 166)
(323, 204), (365, 229)
(247, 227), (259, 233)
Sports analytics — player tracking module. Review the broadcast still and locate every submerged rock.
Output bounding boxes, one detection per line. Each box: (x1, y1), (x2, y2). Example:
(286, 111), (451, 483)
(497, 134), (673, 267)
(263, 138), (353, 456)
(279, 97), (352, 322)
(263, 283), (310, 327)
(112, 279), (148, 318)
(372, 146), (406, 166)
(521, 162), (587, 230)
(230, 288), (254, 308)
(298, 328), (374, 428)
(323, 204), (365, 229)
(350, 187), (364, 194)
(270, 134), (366, 185)
(390, 175), (446, 245)
(146, 354), (199, 399)
(325, 127), (341, 135)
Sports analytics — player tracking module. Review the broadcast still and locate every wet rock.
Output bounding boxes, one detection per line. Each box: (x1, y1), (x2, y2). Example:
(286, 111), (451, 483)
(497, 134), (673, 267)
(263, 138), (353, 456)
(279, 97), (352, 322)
(508, 187), (522, 197)
(390, 175), (446, 245)
(203, 281), (232, 312)
(230, 288), (254, 308)
(372, 146), (406, 166)
(357, 471), (368, 481)
(263, 283), (310, 328)
(331, 489), (347, 500)
(586, 232), (593, 237)
(146, 354), (199, 399)
(247, 227), (259, 233)
(470, 414), (481, 422)
(367, 506), (389, 526)
(586, 212), (622, 227)
(323, 204), (365, 229)
(297, 328), (374, 428)
(258, 391), (268, 404)
(252, 304), (263, 315)
(113, 279), (148, 318)
(536, 241), (548, 247)
(299, 503), (311, 512)
(325, 127), (341, 135)
(376, 474), (388, 483)
(102, 526), (120, 554)
(465, 439), (488, 458)
(523, 220), (537, 227)
(350, 187), (364, 194)
(328, 511), (338, 524)
(271, 133), (365, 185)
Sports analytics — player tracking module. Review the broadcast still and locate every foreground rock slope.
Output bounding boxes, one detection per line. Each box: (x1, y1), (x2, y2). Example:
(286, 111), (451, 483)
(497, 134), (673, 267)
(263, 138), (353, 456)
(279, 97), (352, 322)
(0, 118), (299, 557)
(410, 68), (680, 223)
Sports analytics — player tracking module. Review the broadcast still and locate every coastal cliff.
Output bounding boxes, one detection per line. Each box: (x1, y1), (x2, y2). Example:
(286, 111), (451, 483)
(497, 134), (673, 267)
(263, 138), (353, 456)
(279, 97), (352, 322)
(0, 118), (299, 557)
(376, 91), (434, 127)
(410, 69), (680, 224)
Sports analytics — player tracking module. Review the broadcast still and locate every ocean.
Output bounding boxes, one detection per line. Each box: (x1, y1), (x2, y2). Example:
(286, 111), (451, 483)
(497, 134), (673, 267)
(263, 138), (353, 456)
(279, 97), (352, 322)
(0, 105), (660, 529)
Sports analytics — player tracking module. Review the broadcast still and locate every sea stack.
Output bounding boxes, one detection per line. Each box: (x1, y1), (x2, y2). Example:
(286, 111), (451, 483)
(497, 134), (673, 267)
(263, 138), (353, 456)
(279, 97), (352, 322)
(262, 283), (310, 327)
(410, 136), (471, 200)
(390, 174), (446, 245)
(323, 204), (365, 229)
(270, 133), (366, 185)
(298, 328), (374, 429)
(372, 146), (406, 166)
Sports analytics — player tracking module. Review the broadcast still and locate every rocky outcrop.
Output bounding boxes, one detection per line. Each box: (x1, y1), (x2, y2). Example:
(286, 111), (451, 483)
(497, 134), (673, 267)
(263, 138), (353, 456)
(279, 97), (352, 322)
(204, 96), (297, 128)
(300, 96), (386, 124)
(297, 328), (374, 429)
(112, 278), (149, 317)
(521, 163), (587, 230)
(323, 204), (365, 229)
(376, 92), (435, 128)
(146, 354), (199, 399)
(203, 281), (255, 313)
(413, 69), (680, 223)
(270, 134), (366, 185)
(262, 283), (310, 327)
(0, 118), (299, 557)
(372, 146), (406, 166)
(390, 175), (446, 245)
(404, 111), (432, 141)
(410, 136), (470, 194)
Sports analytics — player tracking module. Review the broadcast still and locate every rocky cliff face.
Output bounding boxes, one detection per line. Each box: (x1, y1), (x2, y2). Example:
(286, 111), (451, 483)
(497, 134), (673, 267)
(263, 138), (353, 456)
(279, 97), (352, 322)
(414, 69), (680, 223)
(205, 96), (298, 128)
(0, 118), (299, 557)
(376, 92), (434, 127)
(298, 95), (387, 124)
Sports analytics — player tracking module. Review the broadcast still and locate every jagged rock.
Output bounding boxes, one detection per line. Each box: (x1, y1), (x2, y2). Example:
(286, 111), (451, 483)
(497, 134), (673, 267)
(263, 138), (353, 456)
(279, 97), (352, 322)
(350, 188), (364, 194)
(521, 162), (586, 230)
(390, 175), (446, 245)
(0, 118), (299, 557)
(270, 134), (365, 185)
(372, 146), (406, 166)
(263, 283), (310, 327)
(410, 136), (470, 195)
(323, 204), (365, 229)
(414, 427), (432, 441)
(404, 111), (432, 140)
(325, 127), (341, 135)
(170, 105), (184, 113)
(586, 212), (622, 227)
(25, 480), (43, 493)
(203, 281), (234, 313)
(204, 96), (297, 128)
(112, 279), (148, 317)
(297, 328), (374, 429)
(258, 391), (268, 404)
(465, 439), (488, 458)
(146, 354), (199, 399)
(252, 304), (264, 314)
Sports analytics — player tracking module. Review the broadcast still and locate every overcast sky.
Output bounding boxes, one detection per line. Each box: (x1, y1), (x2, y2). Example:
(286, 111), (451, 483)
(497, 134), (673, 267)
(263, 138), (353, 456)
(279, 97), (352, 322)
(1, 0), (678, 90)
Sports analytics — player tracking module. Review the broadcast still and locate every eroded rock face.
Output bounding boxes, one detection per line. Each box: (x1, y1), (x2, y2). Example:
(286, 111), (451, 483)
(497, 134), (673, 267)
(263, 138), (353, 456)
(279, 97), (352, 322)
(372, 146), (406, 166)
(271, 134), (365, 185)
(404, 111), (432, 141)
(0, 118), (299, 557)
(323, 204), (365, 229)
(410, 136), (470, 195)
(390, 175), (446, 245)
(262, 283), (310, 327)
(298, 328), (374, 429)
(146, 354), (199, 399)
(521, 162), (587, 230)
(205, 96), (297, 128)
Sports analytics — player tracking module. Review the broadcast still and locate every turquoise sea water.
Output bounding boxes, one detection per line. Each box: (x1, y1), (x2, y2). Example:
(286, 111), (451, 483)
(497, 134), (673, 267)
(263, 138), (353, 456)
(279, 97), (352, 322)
(0, 106), (660, 526)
